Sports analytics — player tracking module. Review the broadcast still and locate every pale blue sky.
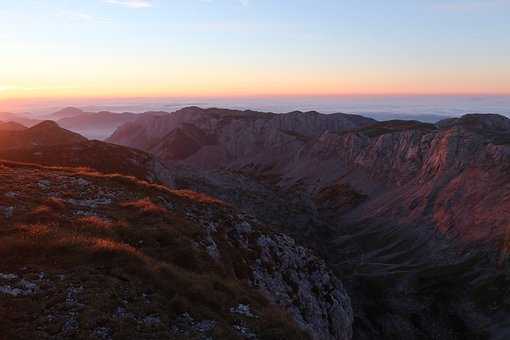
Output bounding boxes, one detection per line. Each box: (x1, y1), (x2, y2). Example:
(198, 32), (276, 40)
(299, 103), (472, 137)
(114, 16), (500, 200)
(1, 0), (509, 100)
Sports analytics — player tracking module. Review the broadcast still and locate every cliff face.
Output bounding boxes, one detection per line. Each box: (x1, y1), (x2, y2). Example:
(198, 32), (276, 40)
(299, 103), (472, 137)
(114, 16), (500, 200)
(290, 115), (510, 241)
(110, 109), (510, 242)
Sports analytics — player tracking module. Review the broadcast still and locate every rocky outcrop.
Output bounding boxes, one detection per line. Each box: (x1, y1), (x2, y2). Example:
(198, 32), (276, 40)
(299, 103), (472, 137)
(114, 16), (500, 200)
(189, 210), (354, 340)
(253, 234), (353, 340)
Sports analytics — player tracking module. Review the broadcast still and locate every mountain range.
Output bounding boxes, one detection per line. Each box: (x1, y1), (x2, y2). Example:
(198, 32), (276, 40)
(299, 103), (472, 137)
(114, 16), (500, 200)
(108, 107), (510, 243)
(1, 106), (509, 339)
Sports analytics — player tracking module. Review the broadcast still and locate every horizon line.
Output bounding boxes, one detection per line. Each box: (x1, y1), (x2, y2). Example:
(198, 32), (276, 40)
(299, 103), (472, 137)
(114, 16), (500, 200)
(3, 92), (510, 102)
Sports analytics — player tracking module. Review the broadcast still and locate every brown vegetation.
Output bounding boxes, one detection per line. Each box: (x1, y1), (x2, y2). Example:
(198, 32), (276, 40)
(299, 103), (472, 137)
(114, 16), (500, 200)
(0, 160), (309, 339)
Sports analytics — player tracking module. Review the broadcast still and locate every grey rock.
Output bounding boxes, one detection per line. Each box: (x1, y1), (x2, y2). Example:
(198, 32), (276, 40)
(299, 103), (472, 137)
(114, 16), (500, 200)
(0, 273), (18, 280)
(233, 324), (257, 339)
(170, 313), (216, 337)
(0, 278), (38, 296)
(66, 286), (83, 306)
(38, 179), (51, 190)
(67, 197), (112, 208)
(76, 178), (91, 187)
(0, 206), (14, 219)
(252, 234), (353, 340)
(143, 315), (161, 326)
(92, 327), (112, 340)
(230, 304), (256, 318)
(62, 314), (79, 334)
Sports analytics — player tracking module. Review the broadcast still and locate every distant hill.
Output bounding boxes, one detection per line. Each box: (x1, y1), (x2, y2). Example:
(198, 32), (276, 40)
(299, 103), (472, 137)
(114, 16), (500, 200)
(57, 111), (138, 140)
(0, 119), (176, 187)
(47, 106), (87, 120)
(0, 112), (41, 127)
(364, 112), (452, 123)
(0, 140), (175, 186)
(0, 121), (87, 150)
(51, 109), (168, 140)
(0, 121), (27, 131)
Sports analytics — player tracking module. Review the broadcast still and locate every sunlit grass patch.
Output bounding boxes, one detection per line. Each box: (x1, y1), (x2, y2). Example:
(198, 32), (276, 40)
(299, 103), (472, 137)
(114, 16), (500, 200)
(120, 197), (167, 216)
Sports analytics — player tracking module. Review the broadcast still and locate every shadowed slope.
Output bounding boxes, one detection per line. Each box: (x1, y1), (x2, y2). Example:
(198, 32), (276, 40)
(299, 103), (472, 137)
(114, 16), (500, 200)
(0, 121), (27, 131)
(0, 121), (87, 151)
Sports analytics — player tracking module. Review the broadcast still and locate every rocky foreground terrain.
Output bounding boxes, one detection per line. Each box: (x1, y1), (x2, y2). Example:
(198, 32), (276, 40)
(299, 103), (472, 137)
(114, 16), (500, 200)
(1, 107), (509, 339)
(0, 161), (352, 339)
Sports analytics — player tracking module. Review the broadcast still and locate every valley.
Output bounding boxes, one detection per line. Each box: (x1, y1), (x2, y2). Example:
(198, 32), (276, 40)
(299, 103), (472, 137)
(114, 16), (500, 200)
(0, 107), (509, 339)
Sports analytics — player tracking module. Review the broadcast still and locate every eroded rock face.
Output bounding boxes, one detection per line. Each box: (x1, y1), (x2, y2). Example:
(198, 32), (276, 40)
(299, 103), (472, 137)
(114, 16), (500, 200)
(284, 115), (510, 241)
(253, 234), (353, 340)
(189, 211), (354, 340)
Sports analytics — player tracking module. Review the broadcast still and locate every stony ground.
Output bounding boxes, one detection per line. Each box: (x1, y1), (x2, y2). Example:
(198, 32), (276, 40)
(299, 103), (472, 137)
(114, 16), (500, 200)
(0, 161), (352, 340)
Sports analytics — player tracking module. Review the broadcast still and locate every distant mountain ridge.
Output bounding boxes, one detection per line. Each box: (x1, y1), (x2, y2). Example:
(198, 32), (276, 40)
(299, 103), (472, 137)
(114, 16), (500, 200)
(0, 120), (174, 186)
(47, 106), (87, 120)
(46, 107), (168, 140)
(0, 120), (87, 150)
(0, 112), (41, 127)
(0, 121), (27, 131)
(108, 106), (376, 167)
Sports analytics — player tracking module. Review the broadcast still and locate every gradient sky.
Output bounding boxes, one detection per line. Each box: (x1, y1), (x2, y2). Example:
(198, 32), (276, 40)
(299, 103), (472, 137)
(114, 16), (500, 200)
(1, 0), (510, 101)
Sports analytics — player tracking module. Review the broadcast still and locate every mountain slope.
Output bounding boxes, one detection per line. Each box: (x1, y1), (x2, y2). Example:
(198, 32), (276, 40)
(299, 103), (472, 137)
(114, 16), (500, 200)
(0, 121), (27, 131)
(286, 114), (510, 242)
(0, 121), (87, 151)
(0, 161), (352, 340)
(0, 121), (175, 187)
(0, 140), (175, 187)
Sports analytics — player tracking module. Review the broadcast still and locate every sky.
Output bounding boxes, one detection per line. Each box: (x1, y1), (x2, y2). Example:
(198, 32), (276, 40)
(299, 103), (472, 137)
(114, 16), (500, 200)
(1, 0), (510, 104)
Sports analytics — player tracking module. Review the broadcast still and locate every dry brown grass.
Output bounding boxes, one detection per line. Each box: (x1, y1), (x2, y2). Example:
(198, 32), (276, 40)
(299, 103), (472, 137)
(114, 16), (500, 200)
(173, 189), (226, 205)
(0, 159), (310, 339)
(0, 159), (227, 207)
(15, 223), (52, 239)
(77, 215), (114, 230)
(43, 197), (66, 210)
(120, 197), (167, 216)
(27, 205), (60, 223)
